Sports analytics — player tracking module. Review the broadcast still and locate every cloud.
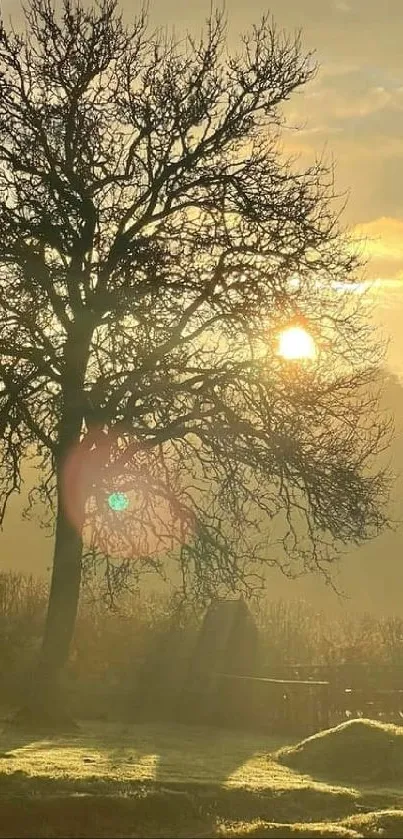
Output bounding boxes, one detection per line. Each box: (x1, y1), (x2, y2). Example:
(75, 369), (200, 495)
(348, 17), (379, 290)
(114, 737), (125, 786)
(282, 63), (403, 224)
(352, 218), (403, 280)
(286, 64), (403, 139)
(3, 0), (402, 230)
(333, 1), (351, 11)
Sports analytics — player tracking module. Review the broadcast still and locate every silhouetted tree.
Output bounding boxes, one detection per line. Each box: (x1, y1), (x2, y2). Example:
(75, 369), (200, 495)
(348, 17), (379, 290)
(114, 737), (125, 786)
(0, 0), (390, 725)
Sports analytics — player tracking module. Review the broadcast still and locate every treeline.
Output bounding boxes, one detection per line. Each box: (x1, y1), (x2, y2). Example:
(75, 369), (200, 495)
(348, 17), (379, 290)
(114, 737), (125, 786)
(1, 572), (403, 718)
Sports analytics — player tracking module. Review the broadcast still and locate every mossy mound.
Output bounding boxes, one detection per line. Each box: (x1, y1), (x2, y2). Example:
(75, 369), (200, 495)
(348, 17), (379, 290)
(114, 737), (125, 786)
(277, 719), (403, 785)
(218, 810), (403, 837)
(345, 809), (403, 838)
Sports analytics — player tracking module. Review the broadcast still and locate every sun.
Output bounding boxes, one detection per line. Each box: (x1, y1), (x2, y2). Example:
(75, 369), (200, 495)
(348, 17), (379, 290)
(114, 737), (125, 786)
(278, 326), (316, 360)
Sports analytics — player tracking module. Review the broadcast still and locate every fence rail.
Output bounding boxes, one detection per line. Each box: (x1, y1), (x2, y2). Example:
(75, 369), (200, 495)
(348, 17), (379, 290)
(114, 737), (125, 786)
(197, 668), (403, 735)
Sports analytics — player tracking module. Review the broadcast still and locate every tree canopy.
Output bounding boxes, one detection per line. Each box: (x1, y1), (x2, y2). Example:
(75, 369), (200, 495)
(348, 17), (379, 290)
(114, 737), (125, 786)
(0, 0), (391, 609)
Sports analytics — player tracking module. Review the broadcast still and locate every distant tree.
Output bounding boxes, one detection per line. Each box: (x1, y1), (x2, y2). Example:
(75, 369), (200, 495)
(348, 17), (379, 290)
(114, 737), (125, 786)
(0, 0), (390, 726)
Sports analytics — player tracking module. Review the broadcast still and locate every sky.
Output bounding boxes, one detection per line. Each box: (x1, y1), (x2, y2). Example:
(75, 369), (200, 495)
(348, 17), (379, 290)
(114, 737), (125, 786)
(2, 0), (402, 367)
(1, 0), (403, 610)
(141, 0), (403, 376)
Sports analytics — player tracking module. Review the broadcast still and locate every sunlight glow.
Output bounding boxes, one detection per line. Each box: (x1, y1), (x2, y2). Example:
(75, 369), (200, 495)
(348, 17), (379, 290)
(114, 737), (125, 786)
(278, 326), (316, 360)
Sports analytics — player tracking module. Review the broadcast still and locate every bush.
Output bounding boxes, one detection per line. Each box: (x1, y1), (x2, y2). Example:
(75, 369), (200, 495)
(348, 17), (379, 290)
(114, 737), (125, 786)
(252, 598), (403, 670)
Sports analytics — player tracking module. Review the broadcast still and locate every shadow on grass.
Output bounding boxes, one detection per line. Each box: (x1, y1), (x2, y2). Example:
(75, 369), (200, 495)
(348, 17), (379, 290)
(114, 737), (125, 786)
(0, 764), (360, 822)
(0, 718), (395, 838)
(1, 788), (402, 839)
(3, 717), (287, 788)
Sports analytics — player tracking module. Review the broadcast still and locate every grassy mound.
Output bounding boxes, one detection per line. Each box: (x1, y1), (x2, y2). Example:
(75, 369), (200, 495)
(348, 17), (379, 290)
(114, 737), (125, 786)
(1, 798), (403, 838)
(0, 785), (357, 839)
(277, 719), (403, 785)
(218, 810), (403, 837)
(217, 819), (360, 837)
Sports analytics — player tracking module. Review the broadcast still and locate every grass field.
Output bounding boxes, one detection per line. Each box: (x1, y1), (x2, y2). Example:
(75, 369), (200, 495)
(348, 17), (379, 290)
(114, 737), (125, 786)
(1, 718), (403, 837)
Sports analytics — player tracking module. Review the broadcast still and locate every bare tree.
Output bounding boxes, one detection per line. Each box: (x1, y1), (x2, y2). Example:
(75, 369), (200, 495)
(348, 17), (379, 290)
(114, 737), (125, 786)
(0, 0), (390, 726)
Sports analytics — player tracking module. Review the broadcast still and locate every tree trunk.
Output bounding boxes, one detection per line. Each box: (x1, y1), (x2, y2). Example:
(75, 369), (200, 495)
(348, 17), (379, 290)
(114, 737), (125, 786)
(10, 326), (93, 731)
(11, 474), (84, 731)
(42, 476), (84, 677)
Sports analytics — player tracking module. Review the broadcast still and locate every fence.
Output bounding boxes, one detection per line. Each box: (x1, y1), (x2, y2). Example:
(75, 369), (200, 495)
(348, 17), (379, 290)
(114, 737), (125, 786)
(211, 673), (330, 735)
(195, 665), (403, 735)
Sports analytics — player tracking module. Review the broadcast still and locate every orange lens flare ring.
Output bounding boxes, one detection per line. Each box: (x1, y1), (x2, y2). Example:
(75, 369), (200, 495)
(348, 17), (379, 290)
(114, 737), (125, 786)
(60, 428), (191, 559)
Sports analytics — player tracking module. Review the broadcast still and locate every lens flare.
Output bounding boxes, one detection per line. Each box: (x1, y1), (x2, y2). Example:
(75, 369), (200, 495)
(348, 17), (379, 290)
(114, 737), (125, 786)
(61, 427), (192, 561)
(107, 491), (129, 512)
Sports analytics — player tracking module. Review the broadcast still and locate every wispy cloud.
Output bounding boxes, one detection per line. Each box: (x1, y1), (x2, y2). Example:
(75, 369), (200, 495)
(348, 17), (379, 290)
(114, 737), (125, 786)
(352, 218), (403, 280)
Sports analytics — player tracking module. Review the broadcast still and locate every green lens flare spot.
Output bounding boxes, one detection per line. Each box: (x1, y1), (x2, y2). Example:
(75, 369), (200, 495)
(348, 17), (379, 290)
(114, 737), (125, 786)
(108, 492), (129, 512)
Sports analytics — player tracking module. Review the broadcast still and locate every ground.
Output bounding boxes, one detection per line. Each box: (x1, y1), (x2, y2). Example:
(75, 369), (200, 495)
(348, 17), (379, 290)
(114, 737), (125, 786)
(1, 717), (403, 837)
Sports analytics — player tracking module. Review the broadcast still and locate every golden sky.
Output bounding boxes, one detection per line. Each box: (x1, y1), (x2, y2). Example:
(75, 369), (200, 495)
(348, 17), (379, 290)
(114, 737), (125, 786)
(3, 0), (401, 371)
(141, 0), (403, 377)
